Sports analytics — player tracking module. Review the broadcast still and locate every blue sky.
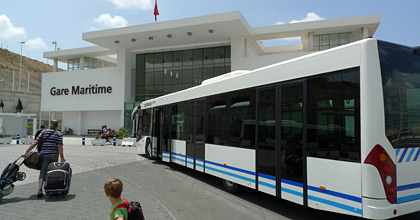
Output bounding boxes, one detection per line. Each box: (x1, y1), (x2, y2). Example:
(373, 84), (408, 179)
(0, 0), (419, 65)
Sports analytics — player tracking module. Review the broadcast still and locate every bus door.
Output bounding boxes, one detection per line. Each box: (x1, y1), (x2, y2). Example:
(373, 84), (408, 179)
(161, 106), (172, 162)
(256, 87), (278, 196)
(151, 107), (163, 158)
(195, 100), (205, 172)
(186, 101), (195, 169)
(279, 82), (307, 206)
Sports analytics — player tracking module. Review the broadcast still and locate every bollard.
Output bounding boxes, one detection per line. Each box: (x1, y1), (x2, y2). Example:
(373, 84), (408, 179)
(82, 134), (85, 145)
(16, 133), (20, 144)
(113, 135), (117, 146)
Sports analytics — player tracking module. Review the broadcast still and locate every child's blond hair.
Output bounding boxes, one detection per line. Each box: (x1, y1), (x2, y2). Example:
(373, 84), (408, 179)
(104, 178), (123, 198)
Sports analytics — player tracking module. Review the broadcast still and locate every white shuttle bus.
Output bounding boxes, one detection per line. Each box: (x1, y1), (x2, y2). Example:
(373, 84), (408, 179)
(134, 38), (420, 219)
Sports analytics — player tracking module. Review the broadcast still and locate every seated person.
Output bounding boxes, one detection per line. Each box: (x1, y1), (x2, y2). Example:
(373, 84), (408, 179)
(102, 127), (111, 138)
(102, 125), (108, 134)
(101, 128), (118, 143)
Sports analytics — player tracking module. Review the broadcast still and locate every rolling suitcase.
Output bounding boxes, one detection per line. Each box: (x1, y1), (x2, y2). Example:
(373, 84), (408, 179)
(44, 162), (72, 196)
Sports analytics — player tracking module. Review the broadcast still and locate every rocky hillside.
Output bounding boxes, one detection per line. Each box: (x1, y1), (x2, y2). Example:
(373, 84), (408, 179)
(0, 48), (59, 94)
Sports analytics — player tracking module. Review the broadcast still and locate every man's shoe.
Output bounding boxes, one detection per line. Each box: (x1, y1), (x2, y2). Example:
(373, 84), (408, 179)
(37, 190), (43, 198)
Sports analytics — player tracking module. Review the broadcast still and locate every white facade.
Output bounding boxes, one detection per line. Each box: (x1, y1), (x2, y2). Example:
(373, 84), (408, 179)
(43, 11), (380, 135)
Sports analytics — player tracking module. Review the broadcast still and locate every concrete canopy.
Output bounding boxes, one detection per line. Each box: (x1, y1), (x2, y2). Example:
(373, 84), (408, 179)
(43, 46), (116, 65)
(44, 12), (381, 62)
(82, 11), (252, 52)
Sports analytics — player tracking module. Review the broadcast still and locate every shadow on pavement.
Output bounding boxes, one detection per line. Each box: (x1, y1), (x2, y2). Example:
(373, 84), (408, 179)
(45, 194), (76, 202)
(1, 194), (46, 204)
(149, 158), (358, 220)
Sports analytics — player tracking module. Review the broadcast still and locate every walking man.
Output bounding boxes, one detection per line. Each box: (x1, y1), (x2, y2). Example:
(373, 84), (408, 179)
(22, 120), (66, 197)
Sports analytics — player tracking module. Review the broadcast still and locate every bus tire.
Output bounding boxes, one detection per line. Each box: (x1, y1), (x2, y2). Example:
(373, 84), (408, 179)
(145, 139), (152, 158)
(222, 179), (242, 194)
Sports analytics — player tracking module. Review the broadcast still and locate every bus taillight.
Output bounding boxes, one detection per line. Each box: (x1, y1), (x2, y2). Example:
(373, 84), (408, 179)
(364, 144), (397, 204)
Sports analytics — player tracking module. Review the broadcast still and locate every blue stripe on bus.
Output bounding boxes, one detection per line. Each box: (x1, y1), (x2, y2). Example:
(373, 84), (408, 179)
(406, 148), (416, 162)
(397, 147), (420, 163)
(187, 156), (194, 160)
(398, 193), (420, 203)
(414, 148), (420, 162)
(196, 163), (203, 168)
(205, 160), (255, 176)
(399, 148), (408, 163)
(259, 181), (276, 189)
(397, 182), (420, 191)
(172, 152), (186, 158)
(205, 166), (255, 183)
(281, 179), (303, 188)
(172, 156), (186, 163)
(308, 195), (362, 215)
(163, 151), (169, 155)
(196, 158), (204, 162)
(281, 187), (303, 197)
(258, 173), (276, 181)
(307, 185), (362, 203)
(163, 155), (169, 159)
(187, 161), (194, 165)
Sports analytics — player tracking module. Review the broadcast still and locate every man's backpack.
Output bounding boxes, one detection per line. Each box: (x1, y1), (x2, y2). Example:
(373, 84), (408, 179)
(113, 198), (145, 220)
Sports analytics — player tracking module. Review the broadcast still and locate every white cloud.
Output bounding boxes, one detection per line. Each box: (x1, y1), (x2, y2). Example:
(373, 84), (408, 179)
(276, 12), (325, 25)
(0, 14), (26, 39)
(26, 37), (47, 50)
(108, 0), (152, 10)
(290, 12), (324, 23)
(93, 14), (128, 28)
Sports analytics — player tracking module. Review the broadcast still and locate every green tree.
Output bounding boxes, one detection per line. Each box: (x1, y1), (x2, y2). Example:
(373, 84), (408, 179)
(118, 127), (129, 139)
(16, 98), (23, 112)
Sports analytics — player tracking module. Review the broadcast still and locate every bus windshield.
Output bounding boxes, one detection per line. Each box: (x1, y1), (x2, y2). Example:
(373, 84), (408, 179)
(138, 109), (152, 137)
(379, 41), (420, 148)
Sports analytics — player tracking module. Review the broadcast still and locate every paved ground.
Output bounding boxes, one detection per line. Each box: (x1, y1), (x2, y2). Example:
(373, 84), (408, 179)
(1, 136), (420, 220)
(0, 136), (173, 220)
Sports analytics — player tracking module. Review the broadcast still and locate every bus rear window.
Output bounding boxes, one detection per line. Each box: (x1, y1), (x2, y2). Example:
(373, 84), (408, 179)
(379, 41), (420, 148)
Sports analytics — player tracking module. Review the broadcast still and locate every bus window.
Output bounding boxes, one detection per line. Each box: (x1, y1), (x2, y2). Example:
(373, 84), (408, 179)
(379, 41), (420, 148)
(172, 103), (186, 140)
(307, 68), (360, 162)
(230, 90), (256, 149)
(206, 96), (228, 145)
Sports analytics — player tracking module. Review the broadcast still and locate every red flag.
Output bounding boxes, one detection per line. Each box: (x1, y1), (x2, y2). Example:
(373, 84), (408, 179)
(154, 0), (159, 21)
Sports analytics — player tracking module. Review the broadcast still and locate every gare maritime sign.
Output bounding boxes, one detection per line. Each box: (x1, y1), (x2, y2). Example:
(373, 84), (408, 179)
(50, 84), (112, 96)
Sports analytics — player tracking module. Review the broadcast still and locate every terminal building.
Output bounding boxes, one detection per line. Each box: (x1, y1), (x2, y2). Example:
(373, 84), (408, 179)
(43, 11), (380, 135)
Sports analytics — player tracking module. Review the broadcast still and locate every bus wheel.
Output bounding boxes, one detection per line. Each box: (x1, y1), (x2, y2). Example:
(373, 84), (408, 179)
(222, 179), (241, 194)
(145, 139), (152, 158)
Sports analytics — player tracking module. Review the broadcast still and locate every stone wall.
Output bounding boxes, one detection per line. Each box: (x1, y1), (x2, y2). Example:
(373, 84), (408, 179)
(0, 90), (61, 129)
(0, 90), (40, 114)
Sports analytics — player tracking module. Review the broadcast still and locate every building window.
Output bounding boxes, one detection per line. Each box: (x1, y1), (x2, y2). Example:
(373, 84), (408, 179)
(313, 33), (351, 51)
(67, 58), (80, 71)
(68, 57), (104, 71)
(135, 46), (231, 102)
(84, 57), (104, 70)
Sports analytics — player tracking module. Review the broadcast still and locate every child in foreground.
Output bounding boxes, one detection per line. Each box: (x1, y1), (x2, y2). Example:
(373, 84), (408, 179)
(104, 178), (128, 220)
